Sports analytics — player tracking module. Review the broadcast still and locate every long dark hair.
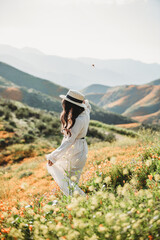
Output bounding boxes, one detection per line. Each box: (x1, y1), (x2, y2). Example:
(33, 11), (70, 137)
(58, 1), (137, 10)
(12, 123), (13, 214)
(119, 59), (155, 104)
(60, 99), (85, 137)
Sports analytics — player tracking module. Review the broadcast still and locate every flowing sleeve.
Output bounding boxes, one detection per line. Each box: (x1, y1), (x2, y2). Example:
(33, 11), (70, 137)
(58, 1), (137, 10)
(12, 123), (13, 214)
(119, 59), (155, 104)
(84, 99), (92, 113)
(45, 117), (84, 164)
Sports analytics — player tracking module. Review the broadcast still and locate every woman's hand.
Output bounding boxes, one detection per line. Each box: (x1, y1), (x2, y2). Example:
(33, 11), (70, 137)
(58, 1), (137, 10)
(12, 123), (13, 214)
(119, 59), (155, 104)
(48, 160), (53, 166)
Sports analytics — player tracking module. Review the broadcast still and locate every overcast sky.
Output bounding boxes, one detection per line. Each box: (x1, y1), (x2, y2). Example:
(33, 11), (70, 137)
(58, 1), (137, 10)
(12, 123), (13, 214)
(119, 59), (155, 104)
(0, 0), (160, 63)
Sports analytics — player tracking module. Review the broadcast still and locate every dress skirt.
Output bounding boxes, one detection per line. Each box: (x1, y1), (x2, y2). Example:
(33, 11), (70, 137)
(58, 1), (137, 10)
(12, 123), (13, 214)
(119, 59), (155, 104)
(46, 138), (88, 197)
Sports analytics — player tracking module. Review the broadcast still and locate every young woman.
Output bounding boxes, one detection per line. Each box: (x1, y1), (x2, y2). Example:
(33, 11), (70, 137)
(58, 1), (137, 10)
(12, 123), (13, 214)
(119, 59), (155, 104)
(45, 89), (91, 197)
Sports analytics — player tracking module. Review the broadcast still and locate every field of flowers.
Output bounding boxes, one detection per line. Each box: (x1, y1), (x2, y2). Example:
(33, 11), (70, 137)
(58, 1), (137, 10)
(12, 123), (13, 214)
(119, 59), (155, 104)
(0, 129), (160, 240)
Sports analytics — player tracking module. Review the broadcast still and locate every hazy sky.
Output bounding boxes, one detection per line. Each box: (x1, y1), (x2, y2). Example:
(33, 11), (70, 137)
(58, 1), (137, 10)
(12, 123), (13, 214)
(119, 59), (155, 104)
(0, 0), (160, 63)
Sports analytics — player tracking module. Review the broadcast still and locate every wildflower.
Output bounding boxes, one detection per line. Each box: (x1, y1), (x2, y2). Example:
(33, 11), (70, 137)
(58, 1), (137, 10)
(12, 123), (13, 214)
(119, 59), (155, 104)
(73, 190), (80, 197)
(123, 168), (129, 175)
(34, 214), (40, 220)
(2, 212), (8, 218)
(66, 229), (80, 240)
(85, 234), (99, 240)
(119, 213), (127, 222)
(98, 224), (106, 232)
(104, 176), (111, 184)
(148, 175), (153, 181)
(119, 201), (126, 209)
(20, 182), (28, 190)
(27, 209), (34, 216)
(29, 225), (33, 231)
(154, 174), (160, 182)
(8, 227), (23, 238)
(116, 235), (121, 240)
(1, 227), (11, 234)
(71, 176), (77, 182)
(95, 211), (102, 217)
(108, 193), (115, 202)
(146, 160), (152, 167)
(73, 219), (88, 229)
(145, 189), (153, 199)
(48, 222), (55, 231)
(117, 185), (122, 196)
(90, 196), (99, 209)
(66, 200), (79, 210)
(88, 185), (94, 191)
(132, 220), (141, 229)
(148, 235), (153, 240)
(105, 212), (115, 225)
(113, 225), (121, 232)
(148, 199), (154, 206)
(76, 208), (86, 217)
(94, 177), (102, 184)
(11, 207), (19, 215)
(40, 216), (46, 223)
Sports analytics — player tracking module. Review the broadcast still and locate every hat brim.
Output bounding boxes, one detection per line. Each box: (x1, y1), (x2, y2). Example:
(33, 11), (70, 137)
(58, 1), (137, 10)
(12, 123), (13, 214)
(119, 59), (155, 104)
(59, 95), (86, 108)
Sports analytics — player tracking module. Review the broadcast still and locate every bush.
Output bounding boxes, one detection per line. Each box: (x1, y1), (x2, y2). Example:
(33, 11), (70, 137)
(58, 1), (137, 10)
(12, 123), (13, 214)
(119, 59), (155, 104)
(0, 139), (6, 148)
(23, 133), (35, 143)
(87, 127), (106, 141)
(0, 106), (4, 116)
(7, 102), (17, 111)
(4, 124), (14, 132)
(15, 108), (30, 118)
(105, 133), (116, 143)
(19, 171), (33, 179)
(3, 109), (11, 120)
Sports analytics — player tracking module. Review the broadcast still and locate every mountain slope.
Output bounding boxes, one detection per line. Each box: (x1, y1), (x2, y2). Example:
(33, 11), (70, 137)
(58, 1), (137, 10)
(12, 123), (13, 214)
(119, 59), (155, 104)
(0, 62), (68, 99)
(1, 45), (160, 89)
(147, 79), (160, 85)
(81, 84), (110, 94)
(0, 63), (135, 124)
(83, 83), (160, 124)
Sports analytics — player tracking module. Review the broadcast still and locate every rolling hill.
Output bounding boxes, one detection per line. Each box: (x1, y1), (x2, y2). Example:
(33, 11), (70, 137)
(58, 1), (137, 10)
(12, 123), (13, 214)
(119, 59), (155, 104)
(0, 62), (135, 125)
(81, 82), (160, 124)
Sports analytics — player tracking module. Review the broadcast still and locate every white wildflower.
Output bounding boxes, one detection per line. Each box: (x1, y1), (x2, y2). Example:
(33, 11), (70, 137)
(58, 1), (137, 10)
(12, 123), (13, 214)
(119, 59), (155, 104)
(71, 176), (77, 182)
(94, 177), (102, 183)
(104, 176), (111, 184)
(146, 160), (152, 167)
(123, 168), (129, 175)
(154, 174), (160, 182)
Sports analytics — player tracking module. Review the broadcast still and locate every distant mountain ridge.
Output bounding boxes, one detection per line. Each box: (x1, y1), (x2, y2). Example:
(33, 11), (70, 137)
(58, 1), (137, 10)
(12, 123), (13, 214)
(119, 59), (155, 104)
(82, 81), (160, 124)
(0, 62), (135, 125)
(0, 45), (160, 89)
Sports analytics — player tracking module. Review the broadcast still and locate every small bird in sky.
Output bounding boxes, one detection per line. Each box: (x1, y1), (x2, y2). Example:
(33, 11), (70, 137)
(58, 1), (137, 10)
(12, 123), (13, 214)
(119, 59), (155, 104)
(92, 64), (95, 67)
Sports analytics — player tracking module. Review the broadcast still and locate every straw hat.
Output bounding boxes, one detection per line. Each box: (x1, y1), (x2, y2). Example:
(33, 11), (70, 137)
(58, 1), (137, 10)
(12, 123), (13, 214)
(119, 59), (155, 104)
(59, 89), (86, 108)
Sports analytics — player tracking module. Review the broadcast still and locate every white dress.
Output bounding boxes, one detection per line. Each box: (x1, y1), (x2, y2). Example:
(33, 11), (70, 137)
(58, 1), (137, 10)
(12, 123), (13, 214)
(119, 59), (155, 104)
(45, 100), (91, 197)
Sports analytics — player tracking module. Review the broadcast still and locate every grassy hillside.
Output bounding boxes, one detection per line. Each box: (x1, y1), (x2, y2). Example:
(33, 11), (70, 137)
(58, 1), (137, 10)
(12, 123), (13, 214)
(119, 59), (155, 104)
(0, 97), (139, 166)
(84, 84), (160, 124)
(0, 62), (136, 124)
(0, 77), (62, 112)
(0, 62), (68, 98)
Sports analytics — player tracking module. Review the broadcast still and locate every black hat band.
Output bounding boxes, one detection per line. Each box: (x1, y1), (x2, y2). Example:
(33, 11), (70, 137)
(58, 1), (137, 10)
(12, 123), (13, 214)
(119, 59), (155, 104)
(66, 95), (83, 103)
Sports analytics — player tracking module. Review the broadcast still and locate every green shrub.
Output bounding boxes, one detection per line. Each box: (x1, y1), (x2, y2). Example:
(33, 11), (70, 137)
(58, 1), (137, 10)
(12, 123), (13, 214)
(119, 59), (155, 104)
(23, 133), (35, 143)
(0, 139), (6, 148)
(87, 127), (106, 141)
(3, 109), (11, 120)
(105, 133), (116, 143)
(15, 108), (30, 118)
(4, 124), (14, 132)
(0, 106), (4, 116)
(19, 171), (33, 179)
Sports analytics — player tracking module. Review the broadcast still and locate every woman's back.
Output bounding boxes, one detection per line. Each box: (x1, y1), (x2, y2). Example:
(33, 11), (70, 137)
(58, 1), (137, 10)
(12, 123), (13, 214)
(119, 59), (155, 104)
(46, 91), (91, 197)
